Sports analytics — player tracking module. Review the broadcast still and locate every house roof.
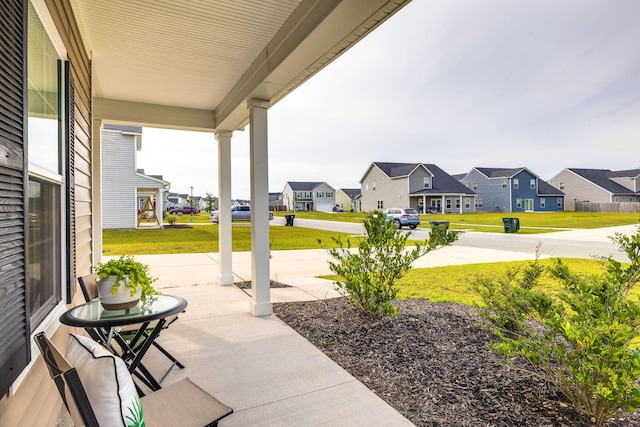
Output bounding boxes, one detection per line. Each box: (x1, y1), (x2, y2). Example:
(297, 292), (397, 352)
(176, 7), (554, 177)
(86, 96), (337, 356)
(410, 164), (476, 196)
(340, 188), (361, 200)
(286, 182), (332, 192)
(372, 162), (422, 179)
(474, 167), (534, 179)
(71, 1), (411, 131)
(568, 168), (638, 195)
(537, 180), (564, 196)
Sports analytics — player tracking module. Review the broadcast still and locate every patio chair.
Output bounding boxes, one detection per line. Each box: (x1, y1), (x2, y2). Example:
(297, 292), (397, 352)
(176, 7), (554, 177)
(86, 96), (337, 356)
(35, 332), (232, 427)
(78, 274), (185, 384)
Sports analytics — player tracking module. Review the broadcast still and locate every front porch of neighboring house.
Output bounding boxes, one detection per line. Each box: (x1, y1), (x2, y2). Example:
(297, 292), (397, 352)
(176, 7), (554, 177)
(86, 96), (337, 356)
(411, 194), (474, 214)
(137, 188), (166, 228)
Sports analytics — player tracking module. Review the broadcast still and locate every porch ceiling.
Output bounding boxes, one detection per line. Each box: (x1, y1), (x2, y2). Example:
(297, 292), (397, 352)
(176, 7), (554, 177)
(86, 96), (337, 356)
(69, 0), (411, 131)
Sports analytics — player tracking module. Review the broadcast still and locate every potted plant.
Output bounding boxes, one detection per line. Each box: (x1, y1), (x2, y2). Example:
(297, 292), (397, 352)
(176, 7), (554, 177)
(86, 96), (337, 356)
(94, 255), (158, 309)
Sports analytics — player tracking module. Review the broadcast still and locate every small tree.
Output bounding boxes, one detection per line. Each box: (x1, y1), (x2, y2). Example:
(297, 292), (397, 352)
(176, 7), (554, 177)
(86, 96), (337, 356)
(319, 211), (457, 317)
(203, 192), (217, 212)
(474, 227), (640, 426)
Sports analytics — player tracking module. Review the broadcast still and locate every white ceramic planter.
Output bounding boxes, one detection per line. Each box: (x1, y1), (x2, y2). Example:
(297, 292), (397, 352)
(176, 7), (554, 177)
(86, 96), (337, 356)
(97, 275), (142, 310)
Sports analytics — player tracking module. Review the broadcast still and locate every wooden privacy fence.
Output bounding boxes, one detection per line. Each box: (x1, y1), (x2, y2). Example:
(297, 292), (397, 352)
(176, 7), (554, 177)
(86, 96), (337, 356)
(575, 202), (640, 213)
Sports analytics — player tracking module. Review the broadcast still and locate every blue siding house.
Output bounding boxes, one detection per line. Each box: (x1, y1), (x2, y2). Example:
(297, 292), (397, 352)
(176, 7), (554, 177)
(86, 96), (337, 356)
(461, 167), (565, 212)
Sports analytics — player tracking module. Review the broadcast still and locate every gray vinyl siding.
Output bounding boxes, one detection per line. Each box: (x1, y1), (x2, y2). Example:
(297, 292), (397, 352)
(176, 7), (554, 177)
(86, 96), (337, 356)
(408, 167), (430, 194)
(361, 166), (409, 212)
(102, 129), (165, 229)
(313, 183), (336, 212)
(462, 169), (511, 212)
(102, 129), (138, 228)
(549, 170), (611, 210)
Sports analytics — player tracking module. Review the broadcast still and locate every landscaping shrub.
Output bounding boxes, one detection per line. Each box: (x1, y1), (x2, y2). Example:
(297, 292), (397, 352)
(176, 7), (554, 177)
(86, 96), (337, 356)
(473, 227), (640, 426)
(319, 211), (457, 317)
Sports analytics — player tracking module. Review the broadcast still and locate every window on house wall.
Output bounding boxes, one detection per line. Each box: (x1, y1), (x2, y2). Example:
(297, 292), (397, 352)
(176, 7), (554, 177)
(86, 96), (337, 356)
(446, 199), (451, 209)
(476, 199), (483, 208)
(473, 181), (478, 191)
(502, 179), (507, 189)
(559, 182), (565, 190)
(540, 198), (546, 208)
(530, 178), (536, 189)
(513, 179), (519, 189)
(27, 1), (64, 329)
(423, 177), (430, 189)
(516, 198), (522, 208)
(373, 181), (376, 191)
(317, 192), (323, 198)
(557, 198), (563, 208)
(465, 198), (470, 209)
(365, 183), (368, 191)
(614, 196), (619, 202)
(377, 200), (383, 209)
(455, 199), (460, 209)
(327, 192), (332, 197)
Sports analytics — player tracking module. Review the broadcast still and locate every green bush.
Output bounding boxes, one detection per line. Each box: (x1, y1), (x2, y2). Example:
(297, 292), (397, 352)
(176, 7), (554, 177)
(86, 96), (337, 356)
(319, 211), (457, 317)
(473, 228), (640, 426)
(166, 214), (178, 225)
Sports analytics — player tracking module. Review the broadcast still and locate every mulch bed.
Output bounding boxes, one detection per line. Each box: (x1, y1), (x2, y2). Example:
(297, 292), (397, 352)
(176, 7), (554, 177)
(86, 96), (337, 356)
(273, 298), (640, 427)
(234, 280), (291, 290)
(162, 224), (193, 229)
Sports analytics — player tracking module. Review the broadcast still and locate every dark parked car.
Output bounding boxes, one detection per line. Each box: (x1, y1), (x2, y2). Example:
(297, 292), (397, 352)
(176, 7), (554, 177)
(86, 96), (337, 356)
(383, 207), (420, 229)
(169, 206), (199, 215)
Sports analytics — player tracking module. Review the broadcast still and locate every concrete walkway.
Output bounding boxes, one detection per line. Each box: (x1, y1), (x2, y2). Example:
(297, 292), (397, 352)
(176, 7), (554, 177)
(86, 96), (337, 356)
(59, 223), (639, 426)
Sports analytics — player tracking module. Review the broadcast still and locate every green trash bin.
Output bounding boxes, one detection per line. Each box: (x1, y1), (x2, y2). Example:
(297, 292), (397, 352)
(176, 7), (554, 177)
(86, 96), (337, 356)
(285, 214), (295, 226)
(502, 217), (519, 233)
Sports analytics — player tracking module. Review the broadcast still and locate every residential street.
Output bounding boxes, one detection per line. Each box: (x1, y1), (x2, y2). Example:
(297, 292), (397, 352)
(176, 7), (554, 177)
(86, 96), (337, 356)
(273, 217), (637, 263)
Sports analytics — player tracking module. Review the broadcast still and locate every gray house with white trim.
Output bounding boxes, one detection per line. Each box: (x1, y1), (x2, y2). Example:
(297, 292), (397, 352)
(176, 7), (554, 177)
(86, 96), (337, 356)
(102, 125), (169, 228)
(282, 182), (336, 212)
(360, 162), (477, 213)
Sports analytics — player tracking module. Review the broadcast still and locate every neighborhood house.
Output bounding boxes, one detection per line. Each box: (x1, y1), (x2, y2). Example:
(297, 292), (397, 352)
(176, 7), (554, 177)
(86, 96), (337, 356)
(460, 167), (565, 213)
(359, 162), (477, 214)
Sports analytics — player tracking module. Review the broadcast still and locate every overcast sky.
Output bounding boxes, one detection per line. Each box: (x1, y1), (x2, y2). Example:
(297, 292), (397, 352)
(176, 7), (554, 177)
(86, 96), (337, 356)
(137, 0), (640, 200)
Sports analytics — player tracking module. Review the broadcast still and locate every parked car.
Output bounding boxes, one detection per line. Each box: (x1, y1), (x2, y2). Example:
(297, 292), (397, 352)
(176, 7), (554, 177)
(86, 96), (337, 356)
(169, 206), (199, 215)
(210, 205), (274, 223)
(383, 207), (420, 229)
(333, 206), (344, 212)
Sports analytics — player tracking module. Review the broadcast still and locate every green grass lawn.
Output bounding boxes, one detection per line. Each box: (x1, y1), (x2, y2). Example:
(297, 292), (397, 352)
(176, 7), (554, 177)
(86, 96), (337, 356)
(276, 211), (640, 234)
(103, 223), (364, 255)
(321, 257), (638, 307)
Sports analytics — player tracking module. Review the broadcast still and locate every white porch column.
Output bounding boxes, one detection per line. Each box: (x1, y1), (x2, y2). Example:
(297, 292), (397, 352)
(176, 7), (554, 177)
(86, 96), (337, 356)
(441, 195), (445, 213)
(459, 196), (463, 214)
(216, 131), (233, 285)
(248, 99), (272, 317)
(155, 190), (164, 227)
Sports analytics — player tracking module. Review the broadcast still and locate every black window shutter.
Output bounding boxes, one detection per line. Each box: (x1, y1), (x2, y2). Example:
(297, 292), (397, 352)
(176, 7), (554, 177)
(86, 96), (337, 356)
(0, 0), (30, 397)
(65, 61), (76, 303)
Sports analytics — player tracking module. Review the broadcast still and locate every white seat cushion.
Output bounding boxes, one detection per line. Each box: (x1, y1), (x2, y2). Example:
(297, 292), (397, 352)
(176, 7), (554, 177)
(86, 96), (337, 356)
(65, 334), (145, 427)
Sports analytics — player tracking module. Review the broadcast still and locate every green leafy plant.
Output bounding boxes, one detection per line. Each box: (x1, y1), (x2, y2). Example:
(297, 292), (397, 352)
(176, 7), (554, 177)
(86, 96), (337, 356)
(471, 244), (548, 332)
(473, 227), (640, 426)
(166, 214), (178, 226)
(95, 255), (158, 302)
(319, 211), (457, 317)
